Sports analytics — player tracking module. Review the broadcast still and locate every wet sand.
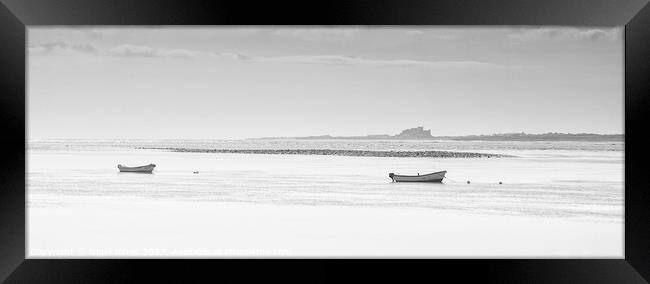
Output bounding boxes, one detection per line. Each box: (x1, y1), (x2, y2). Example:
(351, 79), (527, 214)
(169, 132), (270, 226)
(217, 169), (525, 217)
(28, 198), (623, 257)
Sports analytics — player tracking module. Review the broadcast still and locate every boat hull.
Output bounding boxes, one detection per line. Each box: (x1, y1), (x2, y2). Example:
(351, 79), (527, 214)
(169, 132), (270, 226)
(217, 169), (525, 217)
(118, 164), (156, 173)
(389, 171), (446, 182)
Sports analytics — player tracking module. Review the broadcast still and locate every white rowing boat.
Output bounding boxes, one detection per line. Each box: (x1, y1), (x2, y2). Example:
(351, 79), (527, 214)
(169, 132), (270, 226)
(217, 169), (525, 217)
(118, 164), (156, 173)
(389, 171), (446, 182)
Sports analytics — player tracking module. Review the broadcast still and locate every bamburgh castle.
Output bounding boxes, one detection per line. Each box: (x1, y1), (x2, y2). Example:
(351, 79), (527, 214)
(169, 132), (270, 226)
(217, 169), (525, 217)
(395, 126), (433, 139)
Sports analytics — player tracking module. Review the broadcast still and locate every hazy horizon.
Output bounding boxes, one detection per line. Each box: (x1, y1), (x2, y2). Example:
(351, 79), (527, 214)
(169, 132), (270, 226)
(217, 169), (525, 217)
(28, 27), (623, 139)
(27, 129), (624, 141)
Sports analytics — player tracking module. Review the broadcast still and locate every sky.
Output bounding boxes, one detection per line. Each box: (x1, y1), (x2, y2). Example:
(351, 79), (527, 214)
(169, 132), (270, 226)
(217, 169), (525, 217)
(28, 27), (623, 139)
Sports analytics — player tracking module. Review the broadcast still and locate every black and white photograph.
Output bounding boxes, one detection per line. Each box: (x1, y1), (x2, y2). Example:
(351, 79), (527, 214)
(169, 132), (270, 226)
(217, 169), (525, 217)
(27, 26), (624, 257)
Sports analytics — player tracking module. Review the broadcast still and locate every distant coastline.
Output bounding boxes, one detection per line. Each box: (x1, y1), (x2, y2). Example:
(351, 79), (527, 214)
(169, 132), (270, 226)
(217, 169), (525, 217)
(253, 126), (624, 142)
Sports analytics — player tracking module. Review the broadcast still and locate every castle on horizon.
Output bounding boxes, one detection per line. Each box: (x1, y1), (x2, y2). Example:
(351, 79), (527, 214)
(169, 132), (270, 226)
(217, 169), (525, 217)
(395, 126), (433, 139)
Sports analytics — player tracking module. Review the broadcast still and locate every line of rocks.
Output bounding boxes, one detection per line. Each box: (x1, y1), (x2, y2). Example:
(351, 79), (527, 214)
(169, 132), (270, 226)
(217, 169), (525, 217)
(139, 147), (513, 158)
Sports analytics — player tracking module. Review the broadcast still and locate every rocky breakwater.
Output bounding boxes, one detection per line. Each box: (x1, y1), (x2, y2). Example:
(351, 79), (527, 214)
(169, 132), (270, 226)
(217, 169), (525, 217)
(140, 147), (513, 158)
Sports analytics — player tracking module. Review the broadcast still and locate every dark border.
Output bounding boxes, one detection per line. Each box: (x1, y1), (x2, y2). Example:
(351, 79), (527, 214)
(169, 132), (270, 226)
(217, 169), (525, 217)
(1, 0), (649, 282)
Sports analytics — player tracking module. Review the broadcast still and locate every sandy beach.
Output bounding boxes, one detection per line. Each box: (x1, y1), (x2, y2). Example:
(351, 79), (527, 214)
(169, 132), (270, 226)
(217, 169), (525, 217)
(28, 197), (622, 258)
(27, 139), (623, 257)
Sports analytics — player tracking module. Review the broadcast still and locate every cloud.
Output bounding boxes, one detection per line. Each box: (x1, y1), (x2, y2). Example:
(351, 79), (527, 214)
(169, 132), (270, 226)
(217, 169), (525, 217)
(104, 45), (500, 67)
(30, 42), (251, 61)
(29, 42), (505, 69)
(107, 45), (254, 60)
(108, 44), (158, 57)
(403, 30), (458, 40)
(108, 44), (208, 59)
(249, 54), (501, 68)
(158, 49), (199, 58)
(508, 28), (621, 41)
(272, 28), (360, 40)
(215, 52), (250, 60)
(405, 30), (425, 36)
(29, 41), (98, 55)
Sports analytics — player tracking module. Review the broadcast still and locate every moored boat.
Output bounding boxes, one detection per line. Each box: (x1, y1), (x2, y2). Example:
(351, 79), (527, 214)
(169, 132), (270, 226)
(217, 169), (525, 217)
(118, 163), (156, 173)
(389, 171), (446, 182)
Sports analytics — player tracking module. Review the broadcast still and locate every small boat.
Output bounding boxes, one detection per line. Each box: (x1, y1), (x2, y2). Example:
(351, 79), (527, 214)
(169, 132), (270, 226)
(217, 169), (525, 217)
(389, 171), (446, 182)
(118, 163), (156, 173)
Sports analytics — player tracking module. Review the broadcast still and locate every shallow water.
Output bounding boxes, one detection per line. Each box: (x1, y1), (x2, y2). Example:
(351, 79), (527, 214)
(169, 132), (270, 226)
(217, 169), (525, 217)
(28, 139), (623, 222)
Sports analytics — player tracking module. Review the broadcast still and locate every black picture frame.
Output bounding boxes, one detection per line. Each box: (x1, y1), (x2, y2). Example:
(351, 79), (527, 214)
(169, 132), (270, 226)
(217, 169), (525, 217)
(1, 0), (649, 282)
